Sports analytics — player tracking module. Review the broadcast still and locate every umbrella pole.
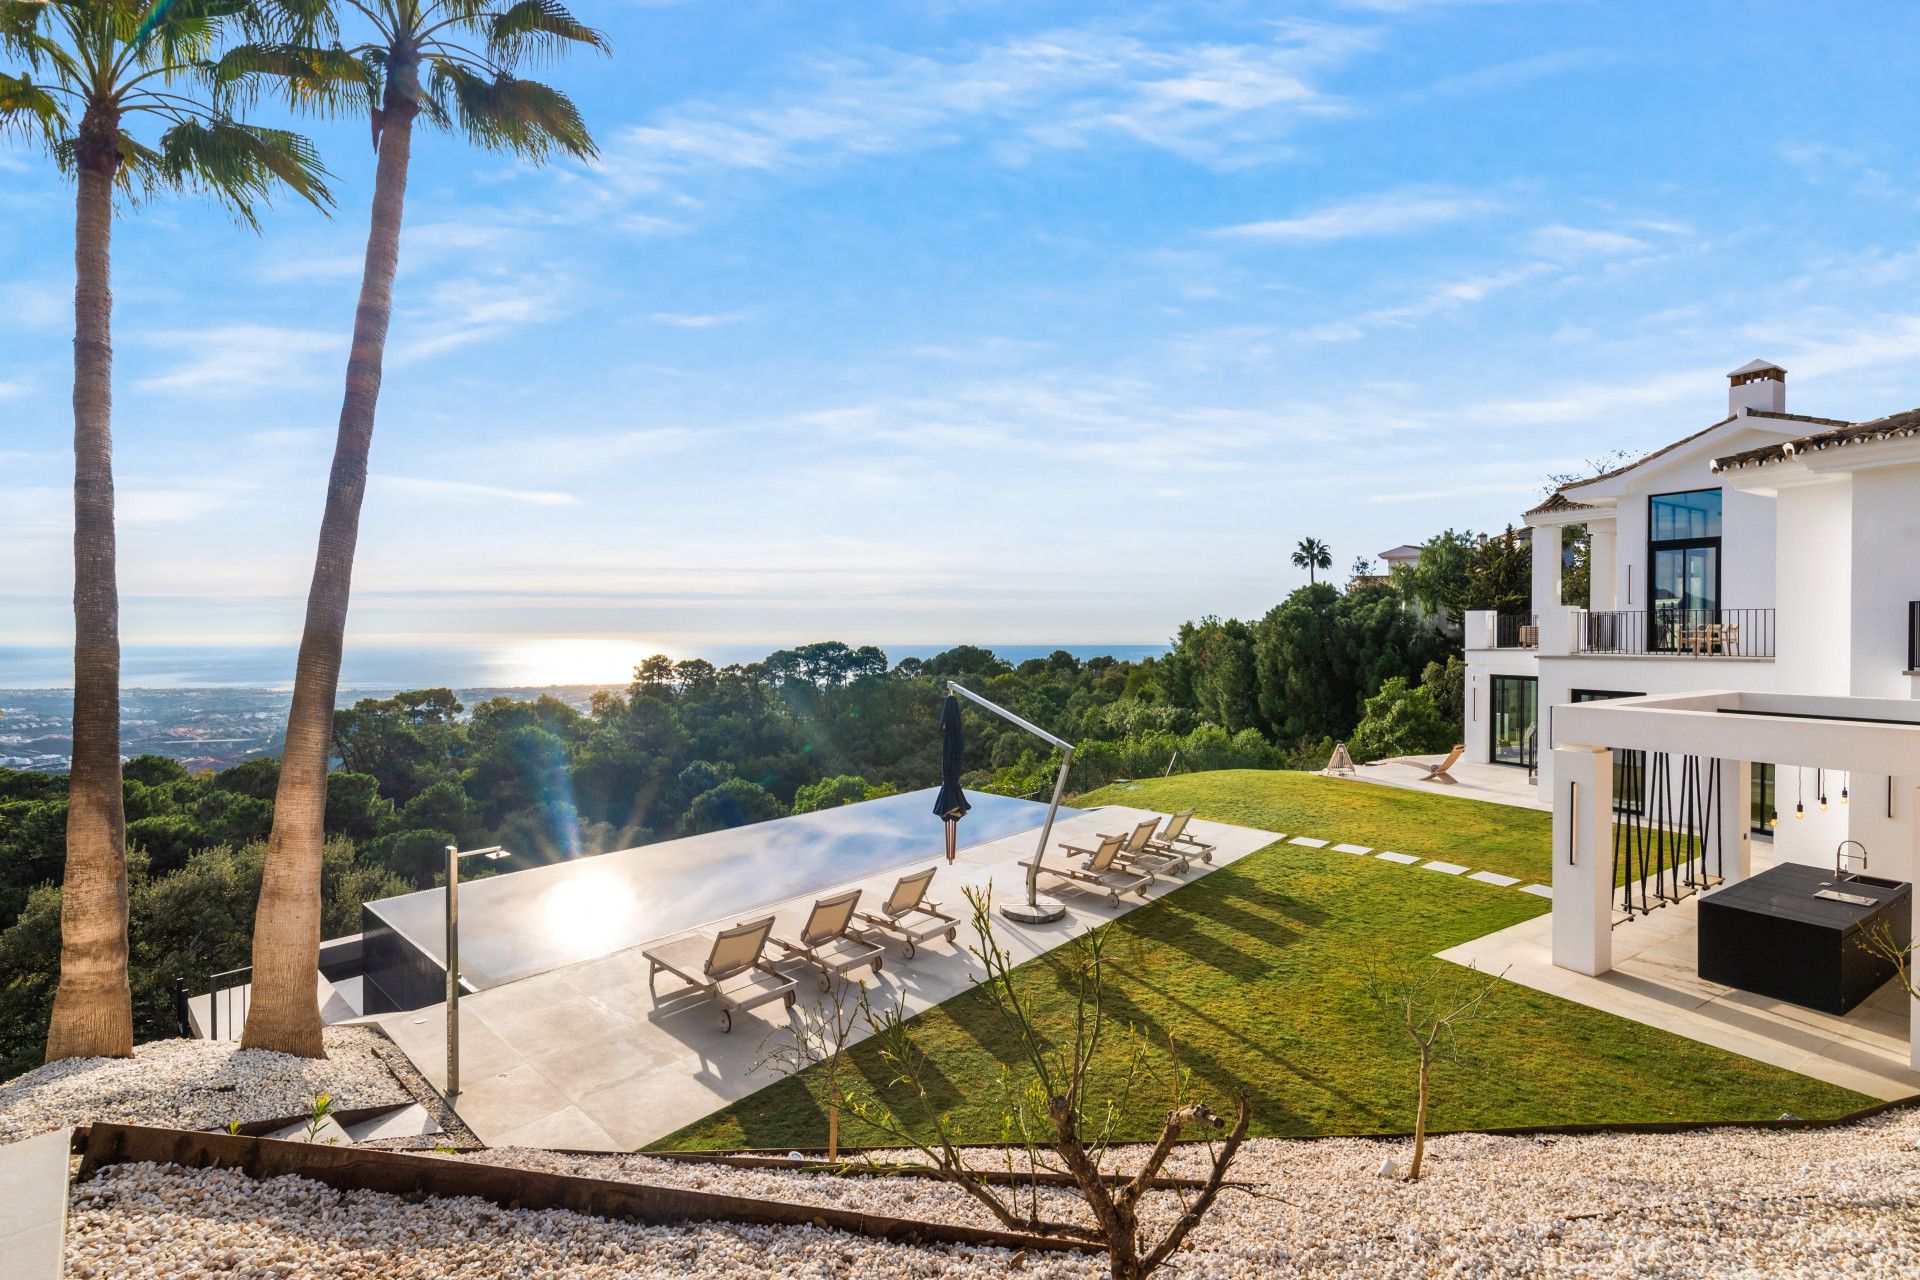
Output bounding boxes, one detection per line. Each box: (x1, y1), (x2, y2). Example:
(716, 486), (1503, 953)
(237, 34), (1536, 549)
(944, 681), (1071, 925)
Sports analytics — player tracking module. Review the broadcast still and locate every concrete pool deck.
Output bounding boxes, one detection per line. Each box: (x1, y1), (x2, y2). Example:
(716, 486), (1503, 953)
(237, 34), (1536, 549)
(375, 805), (1281, 1150)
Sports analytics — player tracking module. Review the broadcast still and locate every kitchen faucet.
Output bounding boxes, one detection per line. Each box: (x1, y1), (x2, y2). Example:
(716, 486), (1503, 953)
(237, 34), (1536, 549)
(1834, 840), (1868, 878)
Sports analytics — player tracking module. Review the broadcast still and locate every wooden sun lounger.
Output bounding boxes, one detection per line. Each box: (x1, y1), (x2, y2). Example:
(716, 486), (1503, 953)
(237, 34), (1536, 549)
(855, 866), (960, 959)
(1021, 833), (1154, 906)
(643, 915), (798, 1033)
(1098, 816), (1189, 877)
(774, 888), (885, 991)
(1145, 808), (1214, 865)
(1395, 743), (1464, 784)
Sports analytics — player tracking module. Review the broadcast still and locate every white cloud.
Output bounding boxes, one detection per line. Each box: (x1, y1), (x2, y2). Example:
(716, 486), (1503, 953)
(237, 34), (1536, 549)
(1215, 188), (1500, 242)
(1525, 224), (1654, 260)
(390, 275), (572, 363)
(0, 377), (29, 400)
(133, 325), (345, 396)
(647, 310), (750, 328)
(370, 475), (582, 508)
(1428, 49), (1609, 96)
(599, 19), (1374, 211)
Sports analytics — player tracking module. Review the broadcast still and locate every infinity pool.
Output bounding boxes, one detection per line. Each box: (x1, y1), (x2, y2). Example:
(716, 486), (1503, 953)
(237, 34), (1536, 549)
(359, 787), (1070, 1009)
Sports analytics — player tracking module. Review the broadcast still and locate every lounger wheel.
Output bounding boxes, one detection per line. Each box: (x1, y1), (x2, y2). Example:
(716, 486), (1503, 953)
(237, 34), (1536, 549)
(944, 927), (957, 943)
(817, 972), (831, 993)
(871, 956), (883, 975)
(903, 939), (917, 960)
(784, 990), (797, 1008)
(719, 1009), (733, 1033)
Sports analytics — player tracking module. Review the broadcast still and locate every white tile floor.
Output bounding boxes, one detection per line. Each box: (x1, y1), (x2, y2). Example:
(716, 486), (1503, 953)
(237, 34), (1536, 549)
(1342, 757), (1549, 811)
(378, 807), (1281, 1151)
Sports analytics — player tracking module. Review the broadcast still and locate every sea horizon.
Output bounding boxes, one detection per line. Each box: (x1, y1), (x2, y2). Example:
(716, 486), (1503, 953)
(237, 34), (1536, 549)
(0, 641), (1170, 693)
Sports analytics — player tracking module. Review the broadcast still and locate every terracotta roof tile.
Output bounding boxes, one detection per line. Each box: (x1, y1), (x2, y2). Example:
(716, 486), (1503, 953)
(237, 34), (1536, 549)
(1712, 406), (1920, 471)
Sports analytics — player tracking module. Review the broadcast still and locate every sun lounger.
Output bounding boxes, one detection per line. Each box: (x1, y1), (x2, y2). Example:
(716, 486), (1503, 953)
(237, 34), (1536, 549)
(1097, 816), (1189, 877)
(855, 866), (960, 959)
(1396, 743), (1464, 784)
(1021, 832), (1154, 906)
(774, 889), (885, 990)
(1145, 808), (1214, 865)
(643, 915), (798, 1032)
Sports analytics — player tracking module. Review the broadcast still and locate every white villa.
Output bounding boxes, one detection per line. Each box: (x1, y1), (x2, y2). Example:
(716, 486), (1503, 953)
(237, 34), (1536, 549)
(1460, 359), (1920, 1068)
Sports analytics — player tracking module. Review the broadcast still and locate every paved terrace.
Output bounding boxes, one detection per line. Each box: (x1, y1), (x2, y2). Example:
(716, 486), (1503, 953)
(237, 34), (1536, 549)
(1441, 847), (1920, 1101)
(376, 805), (1280, 1150)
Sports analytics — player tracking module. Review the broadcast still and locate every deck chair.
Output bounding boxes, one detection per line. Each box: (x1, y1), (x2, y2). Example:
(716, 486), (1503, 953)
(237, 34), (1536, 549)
(855, 866), (959, 959)
(643, 915), (798, 1033)
(1020, 832), (1154, 906)
(774, 889), (885, 991)
(1097, 816), (1189, 877)
(1396, 743), (1464, 784)
(1145, 808), (1214, 865)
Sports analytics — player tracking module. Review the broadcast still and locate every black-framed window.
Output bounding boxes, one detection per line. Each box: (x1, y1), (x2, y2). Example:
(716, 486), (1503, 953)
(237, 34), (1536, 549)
(1752, 762), (1776, 837)
(1490, 675), (1537, 769)
(1648, 488), (1722, 652)
(1572, 689), (1644, 814)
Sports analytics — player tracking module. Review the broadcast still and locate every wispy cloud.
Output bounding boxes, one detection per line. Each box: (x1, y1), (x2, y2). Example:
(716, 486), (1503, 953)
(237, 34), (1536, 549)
(390, 275), (573, 363)
(133, 325), (345, 396)
(1525, 224), (1654, 260)
(1427, 49), (1609, 97)
(599, 19), (1374, 213)
(370, 475), (582, 507)
(647, 310), (750, 328)
(0, 377), (29, 400)
(1215, 188), (1500, 242)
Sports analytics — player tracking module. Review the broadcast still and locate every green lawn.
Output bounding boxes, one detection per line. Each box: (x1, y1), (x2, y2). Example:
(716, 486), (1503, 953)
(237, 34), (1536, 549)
(657, 770), (1870, 1150)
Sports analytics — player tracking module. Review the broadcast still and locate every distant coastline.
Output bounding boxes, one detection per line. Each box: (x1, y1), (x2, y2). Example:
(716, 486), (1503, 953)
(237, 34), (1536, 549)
(0, 641), (1169, 693)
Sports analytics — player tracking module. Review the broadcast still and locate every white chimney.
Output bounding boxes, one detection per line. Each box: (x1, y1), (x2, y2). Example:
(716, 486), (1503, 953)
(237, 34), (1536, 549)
(1728, 359), (1786, 415)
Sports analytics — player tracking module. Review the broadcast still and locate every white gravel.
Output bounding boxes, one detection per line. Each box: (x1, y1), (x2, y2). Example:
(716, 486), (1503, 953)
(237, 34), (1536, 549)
(63, 1106), (1920, 1277)
(0, 1026), (407, 1144)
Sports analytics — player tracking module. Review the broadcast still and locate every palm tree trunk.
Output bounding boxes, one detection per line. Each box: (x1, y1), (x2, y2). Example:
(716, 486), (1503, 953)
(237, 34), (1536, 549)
(243, 100), (418, 1057)
(46, 120), (134, 1063)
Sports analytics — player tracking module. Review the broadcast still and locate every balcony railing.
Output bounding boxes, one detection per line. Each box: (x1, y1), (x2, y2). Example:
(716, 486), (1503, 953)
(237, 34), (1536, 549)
(1493, 613), (1538, 649)
(1578, 607), (1775, 658)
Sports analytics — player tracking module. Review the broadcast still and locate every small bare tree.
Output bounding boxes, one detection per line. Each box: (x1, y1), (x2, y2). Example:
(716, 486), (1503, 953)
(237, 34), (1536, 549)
(842, 887), (1249, 1280)
(755, 971), (865, 1162)
(1364, 961), (1504, 1181)
(1859, 923), (1918, 1004)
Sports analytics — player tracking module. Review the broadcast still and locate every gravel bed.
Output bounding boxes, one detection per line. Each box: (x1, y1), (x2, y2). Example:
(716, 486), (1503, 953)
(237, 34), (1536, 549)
(0, 1026), (407, 1144)
(67, 1106), (1920, 1277)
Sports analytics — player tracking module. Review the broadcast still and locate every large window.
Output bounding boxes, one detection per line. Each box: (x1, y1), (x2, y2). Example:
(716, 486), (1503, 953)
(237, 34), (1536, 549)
(1490, 675), (1537, 770)
(1752, 762), (1776, 837)
(1572, 689), (1644, 814)
(1648, 488), (1722, 651)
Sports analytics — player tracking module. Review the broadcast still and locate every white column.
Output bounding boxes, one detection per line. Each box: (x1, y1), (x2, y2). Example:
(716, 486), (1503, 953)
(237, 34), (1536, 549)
(1588, 523), (1617, 611)
(1551, 744), (1615, 976)
(1531, 525), (1565, 653)
(1717, 758), (1753, 885)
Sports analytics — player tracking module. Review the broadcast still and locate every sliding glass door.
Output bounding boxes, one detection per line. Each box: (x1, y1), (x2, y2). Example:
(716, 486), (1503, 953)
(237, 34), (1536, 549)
(1489, 675), (1537, 770)
(1648, 489), (1722, 652)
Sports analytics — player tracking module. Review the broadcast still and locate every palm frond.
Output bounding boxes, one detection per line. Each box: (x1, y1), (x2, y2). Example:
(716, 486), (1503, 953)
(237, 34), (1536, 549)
(156, 114), (334, 229)
(484, 0), (606, 69)
(213, 40), (374, 115)
(0, 69), (66, 148)
(425, 59), (594, 160)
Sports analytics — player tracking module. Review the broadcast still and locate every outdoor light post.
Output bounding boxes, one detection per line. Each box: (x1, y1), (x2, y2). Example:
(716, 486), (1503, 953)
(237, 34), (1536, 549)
(445, 844), (509, 1096)
(944, 681), (1073, 925)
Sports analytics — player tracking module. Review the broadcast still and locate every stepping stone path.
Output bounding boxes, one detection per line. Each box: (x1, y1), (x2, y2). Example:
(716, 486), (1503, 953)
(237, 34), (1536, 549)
(1274, 830), (1559, 907)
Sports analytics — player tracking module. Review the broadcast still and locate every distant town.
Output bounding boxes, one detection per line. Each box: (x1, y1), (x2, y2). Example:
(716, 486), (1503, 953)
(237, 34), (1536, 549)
(0, 686), (614, 774)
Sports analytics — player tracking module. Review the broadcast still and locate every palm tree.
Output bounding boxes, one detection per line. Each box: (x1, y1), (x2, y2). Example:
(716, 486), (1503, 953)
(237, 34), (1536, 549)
(241, 0), (605, 1057)
(2, 0), (333, 1063)
(1292, 537), (1332, 587)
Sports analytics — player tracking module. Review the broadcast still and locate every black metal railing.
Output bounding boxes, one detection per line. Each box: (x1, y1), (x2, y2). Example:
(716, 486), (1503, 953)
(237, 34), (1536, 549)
(201, 965), (251, 1041)
(1494, 613), (1538, 649)
(1579, 607), (1774, 658)
(1908, 601), (1920, 672)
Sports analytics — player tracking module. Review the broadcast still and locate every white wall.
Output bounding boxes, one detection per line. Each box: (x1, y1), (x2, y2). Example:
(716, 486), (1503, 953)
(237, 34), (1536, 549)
(1847, 465), (1920, 698)
(1773, 478), (1854, 695)
(1600, 450), (1778, 617)
(1533, 651), (1777, 790)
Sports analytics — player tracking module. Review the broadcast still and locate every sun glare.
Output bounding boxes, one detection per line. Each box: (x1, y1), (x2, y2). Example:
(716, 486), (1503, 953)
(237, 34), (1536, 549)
(490, 638), (672, 687)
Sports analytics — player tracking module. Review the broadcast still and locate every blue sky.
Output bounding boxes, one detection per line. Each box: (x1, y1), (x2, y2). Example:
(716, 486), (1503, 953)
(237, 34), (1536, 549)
(7, 0), (1920, 678)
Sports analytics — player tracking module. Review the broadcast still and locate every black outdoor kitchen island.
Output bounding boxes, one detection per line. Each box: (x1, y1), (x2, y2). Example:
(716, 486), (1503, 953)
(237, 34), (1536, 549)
(1697, 863), (1911, 1015)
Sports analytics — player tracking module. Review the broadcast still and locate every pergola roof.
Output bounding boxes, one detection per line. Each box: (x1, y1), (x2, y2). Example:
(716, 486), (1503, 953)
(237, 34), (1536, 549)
(1553, 690), (1920, 775)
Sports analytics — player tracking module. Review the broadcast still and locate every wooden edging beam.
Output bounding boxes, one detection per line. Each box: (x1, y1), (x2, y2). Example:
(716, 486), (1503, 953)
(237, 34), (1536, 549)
(71, 1123), (1100, 1256)
(633, 1149), (1207, 1190)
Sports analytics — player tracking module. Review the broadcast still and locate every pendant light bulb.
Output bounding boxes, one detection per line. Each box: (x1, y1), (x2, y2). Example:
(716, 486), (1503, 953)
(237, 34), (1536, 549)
(1796, 801), (1805, 820)
(1841, 774), (1850, 805)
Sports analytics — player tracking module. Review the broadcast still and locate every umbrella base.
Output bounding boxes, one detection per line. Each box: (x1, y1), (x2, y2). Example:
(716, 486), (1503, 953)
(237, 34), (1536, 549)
(998, 896), (1068, 925)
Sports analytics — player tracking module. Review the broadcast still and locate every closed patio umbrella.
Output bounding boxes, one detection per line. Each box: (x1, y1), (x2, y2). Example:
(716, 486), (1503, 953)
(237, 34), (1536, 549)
(934, 693), (971, 862)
